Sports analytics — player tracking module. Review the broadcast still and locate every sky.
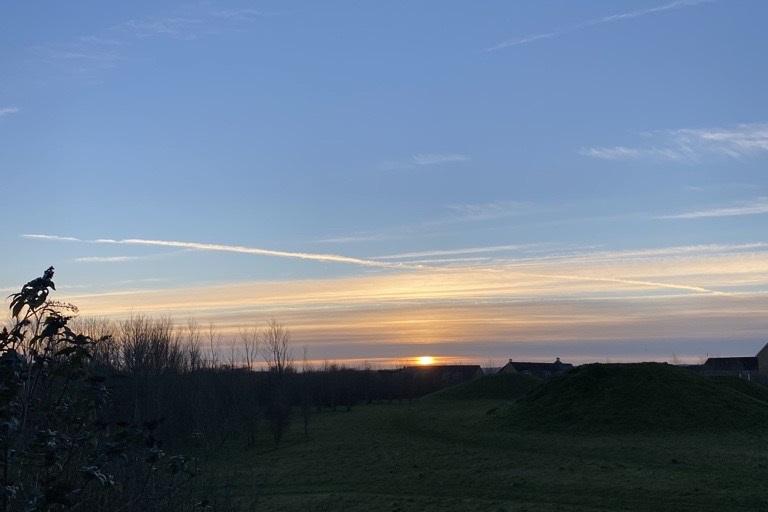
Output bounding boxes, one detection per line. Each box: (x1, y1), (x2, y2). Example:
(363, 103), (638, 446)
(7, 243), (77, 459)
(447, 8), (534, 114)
(1, 0), (767, 366)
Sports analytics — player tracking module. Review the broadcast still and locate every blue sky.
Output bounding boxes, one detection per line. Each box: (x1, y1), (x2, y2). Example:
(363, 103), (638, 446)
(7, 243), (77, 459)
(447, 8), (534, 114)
(2, 0), (768, 365)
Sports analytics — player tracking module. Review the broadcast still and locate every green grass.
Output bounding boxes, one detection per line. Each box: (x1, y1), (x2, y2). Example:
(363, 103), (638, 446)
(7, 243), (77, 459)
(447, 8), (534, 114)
(511, 363), (768, 433)
(196, 398), (768, 511)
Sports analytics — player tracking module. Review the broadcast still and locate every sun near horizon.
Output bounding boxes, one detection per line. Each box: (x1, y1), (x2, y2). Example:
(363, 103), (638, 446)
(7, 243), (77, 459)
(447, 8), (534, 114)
(417, 356), (436, 366)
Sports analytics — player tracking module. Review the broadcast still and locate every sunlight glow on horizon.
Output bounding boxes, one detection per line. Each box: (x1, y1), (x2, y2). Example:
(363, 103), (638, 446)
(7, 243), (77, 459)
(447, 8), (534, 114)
(417, 356), (435, 366)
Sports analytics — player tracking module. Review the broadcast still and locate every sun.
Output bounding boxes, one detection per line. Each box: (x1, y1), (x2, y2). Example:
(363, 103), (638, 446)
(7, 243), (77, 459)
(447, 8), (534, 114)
(417, 356), (435, 366)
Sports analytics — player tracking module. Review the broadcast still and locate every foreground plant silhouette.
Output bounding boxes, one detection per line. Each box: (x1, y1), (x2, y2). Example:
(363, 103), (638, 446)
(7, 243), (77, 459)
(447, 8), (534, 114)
(0, 268), (193, 512)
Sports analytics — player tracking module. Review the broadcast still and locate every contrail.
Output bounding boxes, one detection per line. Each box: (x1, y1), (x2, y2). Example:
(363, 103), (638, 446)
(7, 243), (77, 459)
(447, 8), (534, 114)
(22, 234), (81, 242)
(22, 234), (415, 270)
(519, 272), (725, 296)
(487, 0), (714, 52)
(22, 234), (726, 294)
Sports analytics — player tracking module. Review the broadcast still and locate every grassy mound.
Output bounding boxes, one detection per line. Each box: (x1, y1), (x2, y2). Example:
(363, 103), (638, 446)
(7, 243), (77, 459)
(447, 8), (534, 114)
(426, 372), (541, 401)
(510, 363), (768, 433)
(713, 376), (768, 403)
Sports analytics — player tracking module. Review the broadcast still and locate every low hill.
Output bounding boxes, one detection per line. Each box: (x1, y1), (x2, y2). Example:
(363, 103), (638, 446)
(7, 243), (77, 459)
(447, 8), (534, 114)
(426, 372), (541, 401)
(509, 363), (768, 433)
(712, 375), (768, 403)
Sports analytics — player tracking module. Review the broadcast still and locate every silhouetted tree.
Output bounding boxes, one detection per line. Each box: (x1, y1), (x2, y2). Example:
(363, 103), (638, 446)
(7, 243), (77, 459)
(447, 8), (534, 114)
(0, 268), (192, 511)
(261, 320), (293, 444)
(300, 347), (312, 437)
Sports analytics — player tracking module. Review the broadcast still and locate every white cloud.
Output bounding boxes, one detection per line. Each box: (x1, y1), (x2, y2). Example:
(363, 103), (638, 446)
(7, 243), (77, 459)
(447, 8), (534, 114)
(582, 123), (768, 162)
(32, 36), (122, 81)
(57, 239), (768, 352)
(74, 256), (147, 263)
(376, 243), (542, 260)
(0, 107), (19, 118)
(119, 6), (270, 40)
(578, 146), (641, 160)
(412, 153), (470, 166)
(447, 200), (532, 221)
(211, 8), (268, 21)
(659, 198), (768, 219)
(121, 17), (204, 39)
(34, 6), (270, 81)
(316, 200), (537, 247)
(315, 233), (395, 244)
(495, 243), (768, 267)
(379, 153), (470, 171)
(487, 0), (713, 51)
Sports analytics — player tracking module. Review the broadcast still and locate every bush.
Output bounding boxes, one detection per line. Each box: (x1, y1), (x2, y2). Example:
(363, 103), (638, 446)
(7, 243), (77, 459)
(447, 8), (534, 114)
(0, 268), (194, 511)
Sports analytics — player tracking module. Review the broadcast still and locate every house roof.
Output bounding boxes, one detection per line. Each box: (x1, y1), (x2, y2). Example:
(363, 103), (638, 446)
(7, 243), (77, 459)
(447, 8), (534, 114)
(501, 360), (573, 372)
(507, 361), (573, 371)
(703, 357), (758, 371)
(498, 360), (573, 377)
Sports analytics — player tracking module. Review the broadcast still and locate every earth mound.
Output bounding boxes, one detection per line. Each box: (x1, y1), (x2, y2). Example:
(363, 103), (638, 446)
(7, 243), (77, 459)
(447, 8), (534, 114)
(427, 373), (541, 401)
(510, 363), (768, 433)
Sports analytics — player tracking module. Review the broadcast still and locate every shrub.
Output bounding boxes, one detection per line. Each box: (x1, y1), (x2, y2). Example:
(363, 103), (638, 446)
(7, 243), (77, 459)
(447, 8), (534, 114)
(0, 268), (194, 511)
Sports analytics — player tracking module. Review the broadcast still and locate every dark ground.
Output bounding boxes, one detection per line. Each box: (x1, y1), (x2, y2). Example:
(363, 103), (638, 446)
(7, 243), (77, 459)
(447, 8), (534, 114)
(197, 397), (768, 511)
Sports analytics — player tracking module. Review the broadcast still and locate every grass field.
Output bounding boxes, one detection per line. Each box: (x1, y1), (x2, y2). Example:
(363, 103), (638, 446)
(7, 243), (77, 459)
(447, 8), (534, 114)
(198, 398), (768, 511)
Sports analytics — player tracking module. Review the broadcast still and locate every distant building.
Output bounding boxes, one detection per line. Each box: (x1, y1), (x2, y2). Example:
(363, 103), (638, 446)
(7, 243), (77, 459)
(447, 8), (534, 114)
(498, 357), (573, 379)
(702, 356), (758, 373)
(758, 343), (768, 374)
(701, 342), (768, 379)
(401, 365), (484, 384)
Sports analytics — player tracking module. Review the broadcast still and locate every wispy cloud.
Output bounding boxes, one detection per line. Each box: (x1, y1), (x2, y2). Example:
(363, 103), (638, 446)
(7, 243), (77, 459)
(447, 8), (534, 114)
(22, 234), (412, 270)
(73, 250), (186, 263)
(34, 6), (271, 81)
(210, 8), (268, 22)
(32, 35), (124, 82)
(0, 107), (19, 118)
(447, 200), (532, 221)
(582, 123), (768, 162)
(121, 17), (204, 40)
(74, 255), (148, 263)
(487, 0), (713, 51)
(520, 272), (721, 295)
(412, 153), (470, 166)
(376, 243), (543, 260)
(22, 234), (81, 242)
(34, 35), (122, 64)
(379, 153), (470, 171)
(314, 233), (396, 244)
(659, 198), (768, 219)
(118, 6), (270, 40)
(315, 200), (537, 246)
(483, 242), (768, 268)
(54, 240), (768, 354)
(578, 146), (642, 160)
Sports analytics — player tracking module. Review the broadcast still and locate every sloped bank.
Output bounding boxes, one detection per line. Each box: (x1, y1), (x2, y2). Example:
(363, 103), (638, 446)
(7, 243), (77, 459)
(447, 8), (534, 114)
(508, 363), (768, 433)
(425, 372), (541, 401)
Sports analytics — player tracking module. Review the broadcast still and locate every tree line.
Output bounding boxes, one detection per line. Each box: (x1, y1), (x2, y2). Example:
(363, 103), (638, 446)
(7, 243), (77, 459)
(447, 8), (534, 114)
(0, 268), (463, 511)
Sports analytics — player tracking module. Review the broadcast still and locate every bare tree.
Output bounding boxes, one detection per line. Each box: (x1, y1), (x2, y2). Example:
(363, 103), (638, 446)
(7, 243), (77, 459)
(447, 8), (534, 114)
(300, 346), (312, 437)
(260, 319), (293, 443)
(260, 319), (293, 374)
(239, 326), (259, 371)
(227, 342), (240, 369)
(207, 322), (220, 368)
